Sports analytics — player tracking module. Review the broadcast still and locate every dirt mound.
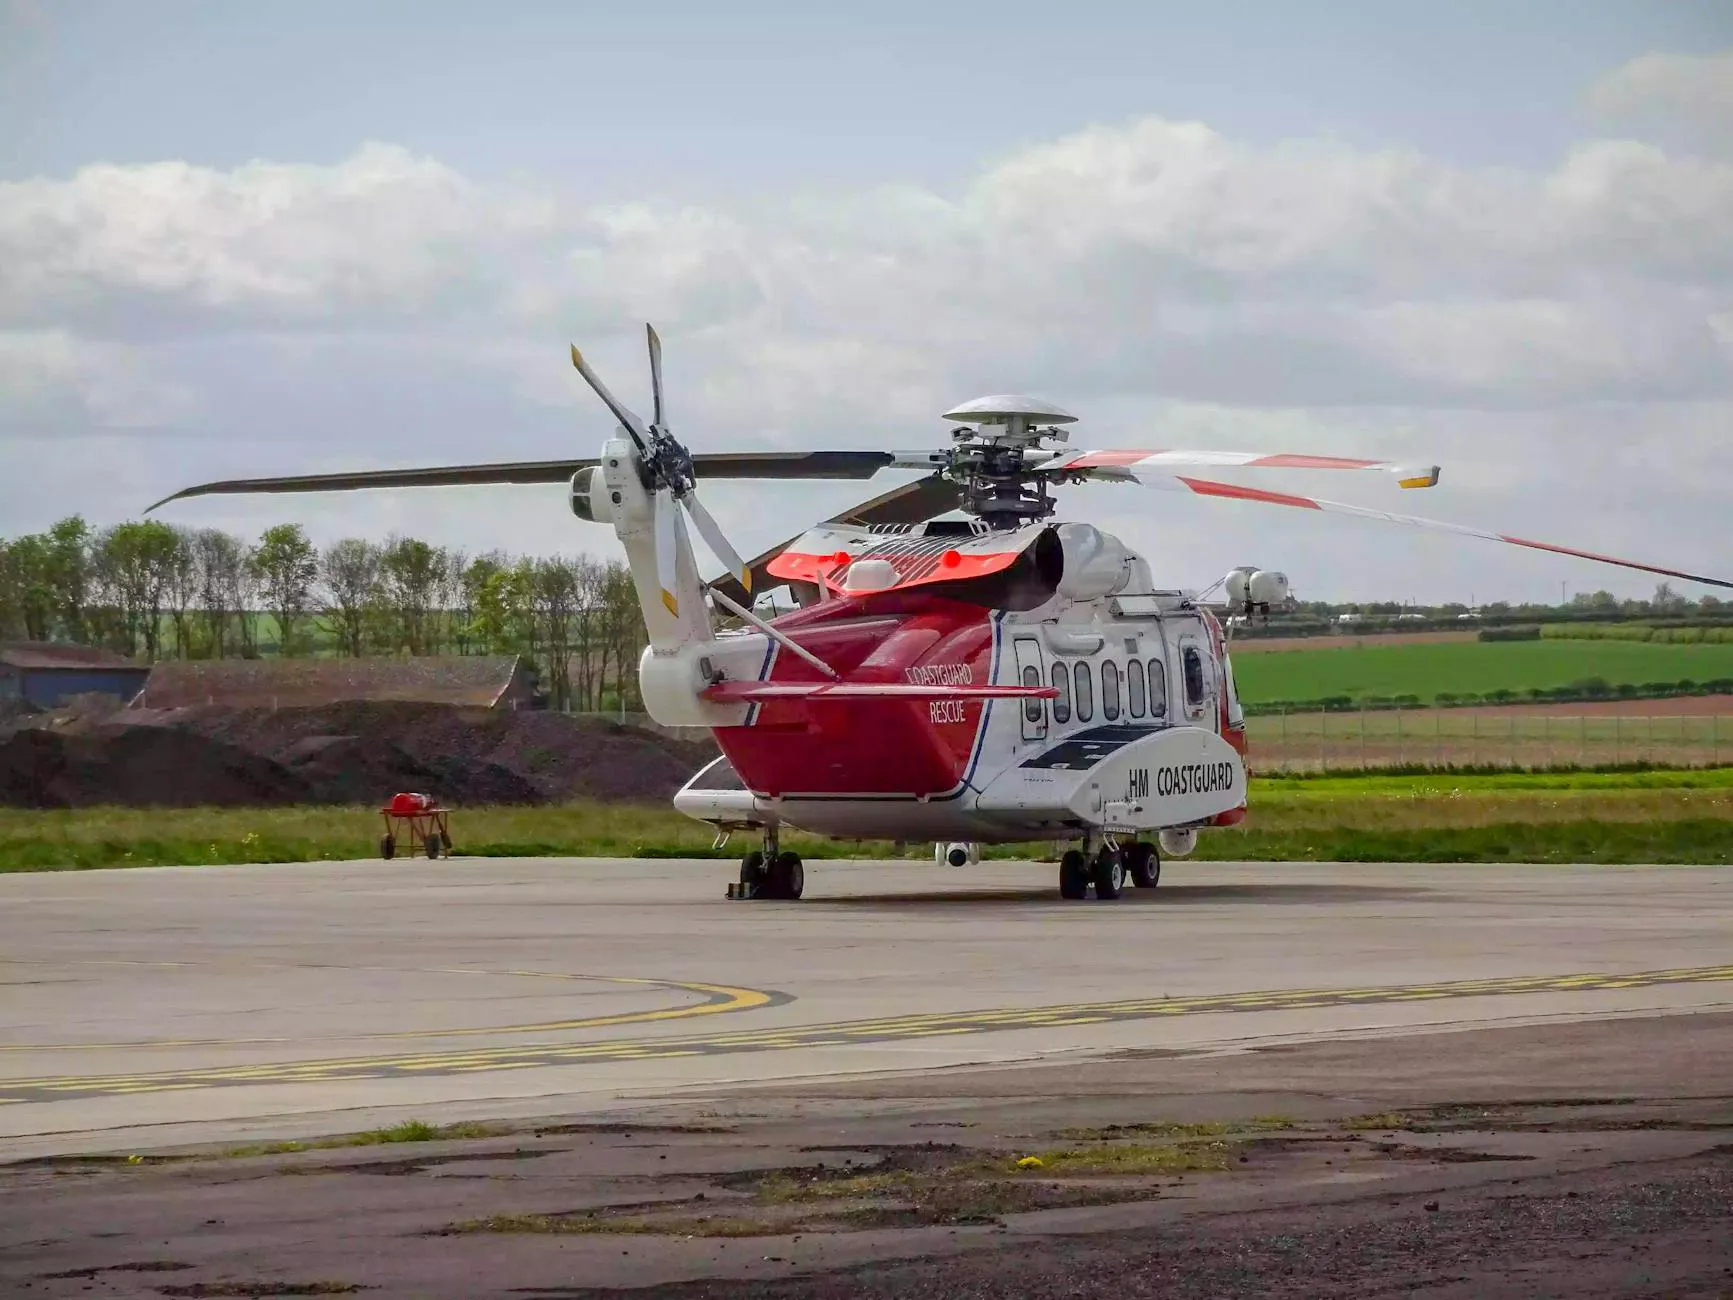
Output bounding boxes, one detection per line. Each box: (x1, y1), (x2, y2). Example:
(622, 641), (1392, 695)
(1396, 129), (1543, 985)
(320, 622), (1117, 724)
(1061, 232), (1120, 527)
(0, 701), (720, 809)
(0, 727), (310, 809)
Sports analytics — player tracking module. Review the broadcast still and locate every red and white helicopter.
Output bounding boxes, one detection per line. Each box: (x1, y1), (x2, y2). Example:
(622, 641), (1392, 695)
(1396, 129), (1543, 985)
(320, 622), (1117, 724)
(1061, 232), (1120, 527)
(152, 326), (1731, 901)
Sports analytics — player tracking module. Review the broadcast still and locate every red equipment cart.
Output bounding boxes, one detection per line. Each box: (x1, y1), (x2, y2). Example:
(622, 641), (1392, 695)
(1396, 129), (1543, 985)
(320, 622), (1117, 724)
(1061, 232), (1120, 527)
(380, 792), (452, 859)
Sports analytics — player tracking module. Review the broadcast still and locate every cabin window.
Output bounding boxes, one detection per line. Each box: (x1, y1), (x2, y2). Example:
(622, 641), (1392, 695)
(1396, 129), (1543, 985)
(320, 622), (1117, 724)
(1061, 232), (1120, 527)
(1183, 646), (1207, 706)
(1147, 658), (1168, 716)
(1050, 662), (1071, 724)
(1101, 659), (1121, 720)
(1021, 664), (1043, 722)
(1127, 658), (1146, 717)
(1073, 660), (1094, 722)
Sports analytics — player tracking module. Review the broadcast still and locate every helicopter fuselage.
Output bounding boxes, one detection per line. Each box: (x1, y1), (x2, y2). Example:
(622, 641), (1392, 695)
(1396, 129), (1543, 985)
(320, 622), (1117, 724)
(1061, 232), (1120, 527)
(670, 565), (1250, 845)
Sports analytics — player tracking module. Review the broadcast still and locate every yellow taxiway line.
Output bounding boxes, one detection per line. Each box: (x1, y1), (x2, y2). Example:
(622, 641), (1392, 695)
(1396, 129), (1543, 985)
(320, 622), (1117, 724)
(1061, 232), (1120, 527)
(4, 964), (1728, 1105)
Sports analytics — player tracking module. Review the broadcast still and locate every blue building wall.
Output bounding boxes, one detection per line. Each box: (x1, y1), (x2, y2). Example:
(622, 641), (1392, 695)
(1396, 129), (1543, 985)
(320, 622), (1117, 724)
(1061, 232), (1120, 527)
(20, 669), (150, 709)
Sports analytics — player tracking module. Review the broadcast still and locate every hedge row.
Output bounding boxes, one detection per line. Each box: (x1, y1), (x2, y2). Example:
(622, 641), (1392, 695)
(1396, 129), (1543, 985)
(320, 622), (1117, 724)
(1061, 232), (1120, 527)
(1539, 622), (1733, 644)
(1243, 677), (1733, 715)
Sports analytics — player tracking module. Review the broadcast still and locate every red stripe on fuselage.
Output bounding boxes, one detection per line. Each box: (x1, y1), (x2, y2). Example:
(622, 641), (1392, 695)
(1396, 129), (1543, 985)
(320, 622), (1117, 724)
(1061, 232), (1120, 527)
(713, 592), (995, 798)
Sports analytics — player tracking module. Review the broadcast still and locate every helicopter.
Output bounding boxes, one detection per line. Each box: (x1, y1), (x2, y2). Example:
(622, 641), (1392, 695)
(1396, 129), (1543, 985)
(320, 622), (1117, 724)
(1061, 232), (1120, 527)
(149, 325), (1732, 902)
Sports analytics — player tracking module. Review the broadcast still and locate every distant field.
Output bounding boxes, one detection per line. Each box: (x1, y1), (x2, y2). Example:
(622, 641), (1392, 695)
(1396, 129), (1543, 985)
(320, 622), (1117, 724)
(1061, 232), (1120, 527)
(1230, 639), (1733, 706)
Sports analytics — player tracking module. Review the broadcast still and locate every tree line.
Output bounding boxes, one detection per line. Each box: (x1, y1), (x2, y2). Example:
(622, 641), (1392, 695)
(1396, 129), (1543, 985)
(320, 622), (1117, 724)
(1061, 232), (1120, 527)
(0, 517), (651, 712)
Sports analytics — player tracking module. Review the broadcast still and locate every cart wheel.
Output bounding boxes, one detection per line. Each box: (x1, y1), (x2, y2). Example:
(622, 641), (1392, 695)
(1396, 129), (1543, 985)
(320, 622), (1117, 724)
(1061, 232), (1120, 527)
(425, 832), (442, 860)
(381, 835), (396, 860)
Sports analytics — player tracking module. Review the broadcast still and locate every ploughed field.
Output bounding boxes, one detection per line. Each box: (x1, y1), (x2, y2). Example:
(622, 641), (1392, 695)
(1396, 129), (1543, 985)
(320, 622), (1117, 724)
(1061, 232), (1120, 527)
(1245, 699), (1733, 771)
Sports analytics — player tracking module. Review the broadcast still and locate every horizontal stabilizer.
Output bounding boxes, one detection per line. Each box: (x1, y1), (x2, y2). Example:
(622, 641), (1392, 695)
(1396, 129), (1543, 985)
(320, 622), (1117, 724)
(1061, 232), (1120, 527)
(701, 680), (1058, 703)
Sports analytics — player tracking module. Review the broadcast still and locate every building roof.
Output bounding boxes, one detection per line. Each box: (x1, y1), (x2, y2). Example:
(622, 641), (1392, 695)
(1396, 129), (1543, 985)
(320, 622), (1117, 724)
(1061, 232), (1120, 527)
(0, 642), (147, 672)
(135, 655), (529, 710)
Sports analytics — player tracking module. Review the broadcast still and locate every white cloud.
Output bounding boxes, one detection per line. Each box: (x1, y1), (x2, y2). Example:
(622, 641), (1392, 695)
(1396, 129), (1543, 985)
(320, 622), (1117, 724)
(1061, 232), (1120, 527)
(0, 329), (198, 431)
(2, 83), (1731, 602)
(1585, 49), (1733, 143)
(0, 143), (559, 331)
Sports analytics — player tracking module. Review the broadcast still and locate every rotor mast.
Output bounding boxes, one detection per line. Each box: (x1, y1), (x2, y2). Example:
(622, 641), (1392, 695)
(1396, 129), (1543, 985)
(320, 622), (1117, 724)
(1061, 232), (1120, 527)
(939, 395), (1078, 530)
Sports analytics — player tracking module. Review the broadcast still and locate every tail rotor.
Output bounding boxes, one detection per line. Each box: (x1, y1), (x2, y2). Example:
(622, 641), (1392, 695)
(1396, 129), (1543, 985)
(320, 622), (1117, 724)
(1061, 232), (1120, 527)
(568, 325), (754, 615)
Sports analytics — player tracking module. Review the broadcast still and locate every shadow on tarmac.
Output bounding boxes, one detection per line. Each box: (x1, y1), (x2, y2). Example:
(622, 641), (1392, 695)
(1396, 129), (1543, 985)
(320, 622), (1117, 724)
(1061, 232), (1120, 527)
(788, 882), (1436, 908)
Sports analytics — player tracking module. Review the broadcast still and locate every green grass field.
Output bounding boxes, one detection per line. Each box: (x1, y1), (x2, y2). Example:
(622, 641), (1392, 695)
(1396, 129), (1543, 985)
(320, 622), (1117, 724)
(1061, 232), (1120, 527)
(1229, 639), (1733, 706)
(4, 769), (1729, 872)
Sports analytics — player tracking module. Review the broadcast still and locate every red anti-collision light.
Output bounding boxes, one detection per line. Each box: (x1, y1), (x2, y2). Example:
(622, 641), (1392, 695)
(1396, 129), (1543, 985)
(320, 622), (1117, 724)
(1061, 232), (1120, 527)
(941, 549), (962, 568)
(831, 551), (850, 565)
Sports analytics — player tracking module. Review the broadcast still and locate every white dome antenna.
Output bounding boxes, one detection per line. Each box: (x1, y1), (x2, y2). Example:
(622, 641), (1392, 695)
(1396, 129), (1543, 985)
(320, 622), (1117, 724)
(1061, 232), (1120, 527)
(942, 395), (1076, 448)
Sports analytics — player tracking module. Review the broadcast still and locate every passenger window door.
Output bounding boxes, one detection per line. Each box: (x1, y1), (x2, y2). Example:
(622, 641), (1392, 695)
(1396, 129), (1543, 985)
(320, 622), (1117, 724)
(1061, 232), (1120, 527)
(1012, 636), (1047, 741)
(1146, 656), (1168, 719)
(1127, 658), (1146, 718)
(1050, 662), (1071, 724)
(1073, 660), (1094, 722)
(1101, 660), (1121, 720)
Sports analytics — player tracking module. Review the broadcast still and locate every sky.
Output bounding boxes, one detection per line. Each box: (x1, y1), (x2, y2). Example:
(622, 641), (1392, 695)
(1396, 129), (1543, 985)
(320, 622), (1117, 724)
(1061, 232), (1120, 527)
(3, 0), (1731, 606)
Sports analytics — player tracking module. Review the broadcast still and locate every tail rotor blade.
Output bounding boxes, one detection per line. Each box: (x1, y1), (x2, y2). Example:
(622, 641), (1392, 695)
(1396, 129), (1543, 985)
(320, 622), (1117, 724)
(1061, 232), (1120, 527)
(680, 489), (752, 593)
(652, 487), (680, 616)
(570, 343), (651, 453)
(646, 324), (665, 430)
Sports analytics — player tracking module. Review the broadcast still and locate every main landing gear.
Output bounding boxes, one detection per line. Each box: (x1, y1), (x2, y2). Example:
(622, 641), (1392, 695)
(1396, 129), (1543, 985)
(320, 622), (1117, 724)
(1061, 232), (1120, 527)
(726, 826), (804, 901)
(1058, 836), (1160, 901)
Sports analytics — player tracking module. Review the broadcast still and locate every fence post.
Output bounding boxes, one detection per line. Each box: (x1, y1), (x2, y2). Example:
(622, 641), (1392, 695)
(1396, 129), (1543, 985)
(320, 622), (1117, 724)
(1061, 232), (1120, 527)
(1359, 702), (1366, 770)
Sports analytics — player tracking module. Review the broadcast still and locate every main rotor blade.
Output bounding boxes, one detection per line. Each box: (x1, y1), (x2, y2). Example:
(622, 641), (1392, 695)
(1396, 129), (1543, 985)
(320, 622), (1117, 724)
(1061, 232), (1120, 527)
(569, 343), (650, 452)
(143, 451), (902, 513)
(652, 487), (680, 616)
(1126, 472), (1733, 590)
(1047, 449), (1440, 489)
(680, 489), (751, 593)
(646, 324), (665, 430)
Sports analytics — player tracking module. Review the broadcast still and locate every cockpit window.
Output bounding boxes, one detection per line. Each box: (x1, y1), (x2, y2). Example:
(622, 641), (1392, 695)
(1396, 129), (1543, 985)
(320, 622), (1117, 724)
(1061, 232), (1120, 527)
(1183, 647), (1207, 705)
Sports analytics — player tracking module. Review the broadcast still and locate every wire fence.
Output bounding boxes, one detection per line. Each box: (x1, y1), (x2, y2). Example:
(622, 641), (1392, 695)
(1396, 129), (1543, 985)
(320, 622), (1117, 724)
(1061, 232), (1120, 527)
(1244, 708), (1728, 772)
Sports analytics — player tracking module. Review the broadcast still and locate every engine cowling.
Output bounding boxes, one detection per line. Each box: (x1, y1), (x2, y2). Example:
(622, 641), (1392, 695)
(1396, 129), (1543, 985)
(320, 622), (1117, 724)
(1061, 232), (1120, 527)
(1053, 523), (1131, 601)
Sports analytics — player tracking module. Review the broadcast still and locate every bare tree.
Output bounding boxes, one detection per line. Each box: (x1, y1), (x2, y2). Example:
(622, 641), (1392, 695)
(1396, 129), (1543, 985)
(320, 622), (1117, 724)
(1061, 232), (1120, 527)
(319, 538), (381, 658)
(164, 529), (200, 657)
(194, 528), (251, 659)
(532, 558), (579, 710)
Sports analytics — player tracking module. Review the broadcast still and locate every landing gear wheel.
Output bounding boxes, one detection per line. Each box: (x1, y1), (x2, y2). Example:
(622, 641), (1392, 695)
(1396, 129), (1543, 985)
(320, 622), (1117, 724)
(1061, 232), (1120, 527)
(1058, 849), (1090, 900)
(1124, 841), (1160, 889)
(765, 851), (804, 900)
(380, 835), (396, 860)
(1092, 848), (1125, 900)
(739, 850), (766, 894)
(425, 832), (443, 860)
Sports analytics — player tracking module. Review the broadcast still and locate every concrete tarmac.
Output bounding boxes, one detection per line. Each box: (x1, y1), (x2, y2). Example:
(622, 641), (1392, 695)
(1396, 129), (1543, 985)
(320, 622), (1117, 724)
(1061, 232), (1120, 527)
(1, 856), (1729, 1160)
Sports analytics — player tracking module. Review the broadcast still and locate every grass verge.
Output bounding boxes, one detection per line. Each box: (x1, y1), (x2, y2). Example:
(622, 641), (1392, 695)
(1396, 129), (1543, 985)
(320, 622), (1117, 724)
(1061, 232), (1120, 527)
(3, 772), (1730, 871)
